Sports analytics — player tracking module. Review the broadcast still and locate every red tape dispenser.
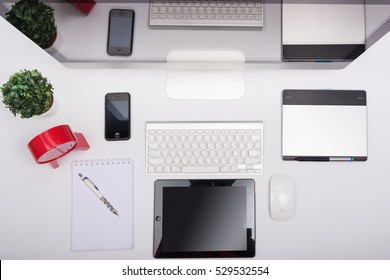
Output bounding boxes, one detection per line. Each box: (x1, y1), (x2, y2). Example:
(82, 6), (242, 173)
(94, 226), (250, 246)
(28, 125), (90, 168)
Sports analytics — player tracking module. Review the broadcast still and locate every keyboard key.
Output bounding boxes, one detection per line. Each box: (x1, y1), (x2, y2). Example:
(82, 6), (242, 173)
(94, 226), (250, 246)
(149, 151), (161, 157)
(245, 157), (261, 164)
(249, 150), (261, 157)
(149, 158), (165, 165)
(182, 166), (220, 173)
(148, 143), (159, 149)
(172, 166), (181, 173)
(221, 166), (230, 173)
(148, 166), (155, 174)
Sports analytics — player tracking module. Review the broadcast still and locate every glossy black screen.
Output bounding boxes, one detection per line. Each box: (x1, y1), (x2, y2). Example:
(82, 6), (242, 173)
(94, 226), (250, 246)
(108, 15), (133, 48)
(162, 186), (247, 253)
(105, 93), (130, 140)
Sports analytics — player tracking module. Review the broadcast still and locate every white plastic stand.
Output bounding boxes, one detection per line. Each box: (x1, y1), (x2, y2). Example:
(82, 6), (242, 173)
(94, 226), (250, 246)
(166, 50), (245, 100)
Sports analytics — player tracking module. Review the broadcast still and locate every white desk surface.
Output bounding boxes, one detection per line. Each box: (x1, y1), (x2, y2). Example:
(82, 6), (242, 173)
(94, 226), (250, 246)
(1, 15), (390, 260)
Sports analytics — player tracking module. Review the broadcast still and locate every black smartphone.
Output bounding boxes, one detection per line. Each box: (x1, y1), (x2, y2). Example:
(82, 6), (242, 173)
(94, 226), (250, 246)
(107, 9), (134, 56)
(105, 92), (131, 141)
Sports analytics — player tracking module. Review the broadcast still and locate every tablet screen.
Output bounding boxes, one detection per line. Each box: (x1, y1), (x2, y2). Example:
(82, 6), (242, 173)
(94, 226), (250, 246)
(154, 179), (255, 258)
(282, 0), (366, 61)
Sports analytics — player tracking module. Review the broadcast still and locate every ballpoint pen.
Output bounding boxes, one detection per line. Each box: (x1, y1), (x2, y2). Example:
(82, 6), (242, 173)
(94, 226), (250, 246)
(78, 173), (119, 217)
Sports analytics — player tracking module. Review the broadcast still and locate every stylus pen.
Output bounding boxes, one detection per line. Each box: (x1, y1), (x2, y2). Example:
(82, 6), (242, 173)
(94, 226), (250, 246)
(78, 173), (119, 217)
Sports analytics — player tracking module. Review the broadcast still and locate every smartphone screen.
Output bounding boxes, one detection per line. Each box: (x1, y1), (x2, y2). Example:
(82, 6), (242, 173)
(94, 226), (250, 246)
(107, 9), (134, 56)
(105, 92), (131, 141)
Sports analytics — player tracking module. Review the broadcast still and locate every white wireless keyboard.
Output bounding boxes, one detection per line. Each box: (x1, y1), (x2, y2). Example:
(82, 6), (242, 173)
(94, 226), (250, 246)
(146, 122), (263, 175)
(149, 0), (264, 29)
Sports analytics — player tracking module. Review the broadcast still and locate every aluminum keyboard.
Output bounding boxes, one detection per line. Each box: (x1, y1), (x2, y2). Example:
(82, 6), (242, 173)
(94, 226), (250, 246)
(149, 0), (264, 28)
(146, 122), (263, 175)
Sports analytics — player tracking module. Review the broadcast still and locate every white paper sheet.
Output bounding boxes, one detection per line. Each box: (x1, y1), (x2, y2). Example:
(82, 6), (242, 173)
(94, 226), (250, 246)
(71, 159), (133, 251)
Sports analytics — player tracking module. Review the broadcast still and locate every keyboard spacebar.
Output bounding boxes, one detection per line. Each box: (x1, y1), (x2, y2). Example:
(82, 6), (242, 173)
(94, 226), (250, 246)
(182, 166), (220, 173)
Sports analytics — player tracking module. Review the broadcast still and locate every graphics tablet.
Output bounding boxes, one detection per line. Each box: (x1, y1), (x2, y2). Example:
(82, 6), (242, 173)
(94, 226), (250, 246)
(282, 89), (368, 161)
(282, 0), (366, 61)
(153, 179), (255, 258)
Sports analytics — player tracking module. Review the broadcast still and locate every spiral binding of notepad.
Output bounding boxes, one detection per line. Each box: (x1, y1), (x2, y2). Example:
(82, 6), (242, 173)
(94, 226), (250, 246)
(72, 158), (132, 167)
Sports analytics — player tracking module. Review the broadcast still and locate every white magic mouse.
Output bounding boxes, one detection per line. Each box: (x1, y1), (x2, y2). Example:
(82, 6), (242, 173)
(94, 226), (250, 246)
(270, 174), (296, 221)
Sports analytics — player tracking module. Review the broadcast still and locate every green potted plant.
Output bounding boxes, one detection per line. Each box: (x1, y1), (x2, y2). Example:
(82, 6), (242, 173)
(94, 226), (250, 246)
(1, 69), (54, 119)
(6, 0), (57, 49)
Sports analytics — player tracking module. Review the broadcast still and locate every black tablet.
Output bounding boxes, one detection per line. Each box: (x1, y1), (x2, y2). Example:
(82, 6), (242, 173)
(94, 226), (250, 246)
(282, 0), (366, 62)
(153, 179), (255, 258)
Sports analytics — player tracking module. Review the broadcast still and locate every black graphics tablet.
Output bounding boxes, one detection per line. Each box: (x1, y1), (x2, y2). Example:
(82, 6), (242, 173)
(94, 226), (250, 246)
(153, 179), (255, 258)
(282, 0), (366, 62)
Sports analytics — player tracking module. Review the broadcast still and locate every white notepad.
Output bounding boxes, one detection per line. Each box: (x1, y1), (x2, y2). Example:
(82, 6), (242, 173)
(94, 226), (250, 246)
(282, 90), (367, 161)
(72, 158), (133, 251)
